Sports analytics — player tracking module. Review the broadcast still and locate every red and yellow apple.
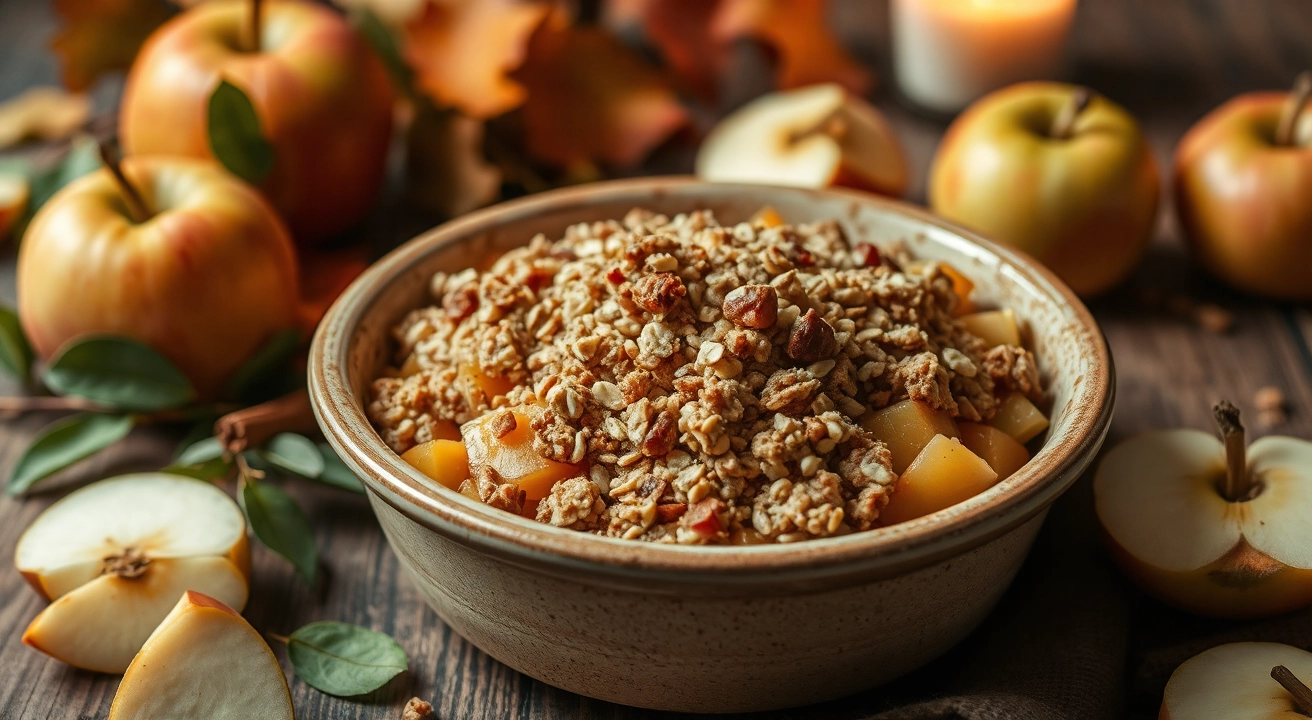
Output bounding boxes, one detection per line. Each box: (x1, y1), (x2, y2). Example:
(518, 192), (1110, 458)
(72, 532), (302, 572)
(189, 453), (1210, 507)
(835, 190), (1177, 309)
(120, 0), (395, 245)
(696, 83), (909, 197)
(1174, 74), (1312, 300)
(1095, 406), (1312, 618)
(17, 156), (299, 398)
(930, 83), (1160, 297)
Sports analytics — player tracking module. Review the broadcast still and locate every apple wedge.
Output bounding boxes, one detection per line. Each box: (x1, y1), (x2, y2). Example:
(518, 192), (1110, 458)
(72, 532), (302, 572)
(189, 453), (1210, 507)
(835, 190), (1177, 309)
(16, 473), (250, 672)
(0, 173), (28, 241)
(1162, 642), (1312, 719)
(1095, 404), (1312, 618)
(696, 84), (908, 196)
(109, 591), (294, 720)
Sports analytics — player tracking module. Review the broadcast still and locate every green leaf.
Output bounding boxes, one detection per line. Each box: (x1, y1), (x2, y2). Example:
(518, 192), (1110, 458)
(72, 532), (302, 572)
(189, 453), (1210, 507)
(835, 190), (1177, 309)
(314, 443), (365, 494)
(174, 420), (218, 461)
(351, 9), (414, 97)
(266, 433), (324, 479)
(160, 455), (232, 481)
(208, 80), (275, 184)
(225, 329), (300, 404)
(27, 135), (102, 213)
(0, 306), (33, 380)
(240, 477), (317, 585)
(8, 413), (134, 495)
(176, 436), (225, 466)
(43, 336), (196, 412)
(287, 622), (408, 697)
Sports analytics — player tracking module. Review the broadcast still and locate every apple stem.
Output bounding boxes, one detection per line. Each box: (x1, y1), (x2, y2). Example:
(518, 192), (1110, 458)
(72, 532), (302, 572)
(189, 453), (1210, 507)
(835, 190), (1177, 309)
(216, 389), (317, 456)
(1276, 71), (1312, 147)
(96, 141), (152, 223)
(248, 0), (263, 52)
(1050, 87), (1093, 141)
(1212, 400), (1250, 502)
(266, 632), (291, 645)
(1272, 665), (1312, 716)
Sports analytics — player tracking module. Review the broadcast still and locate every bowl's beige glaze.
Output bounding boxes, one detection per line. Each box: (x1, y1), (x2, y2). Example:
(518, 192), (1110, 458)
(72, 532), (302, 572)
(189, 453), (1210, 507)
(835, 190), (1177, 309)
(309, 179), (1113, 712)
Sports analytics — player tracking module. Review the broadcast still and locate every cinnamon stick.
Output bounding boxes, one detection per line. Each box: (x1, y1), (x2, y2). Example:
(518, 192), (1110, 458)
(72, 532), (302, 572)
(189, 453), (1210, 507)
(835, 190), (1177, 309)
(215, 389), (318, 455)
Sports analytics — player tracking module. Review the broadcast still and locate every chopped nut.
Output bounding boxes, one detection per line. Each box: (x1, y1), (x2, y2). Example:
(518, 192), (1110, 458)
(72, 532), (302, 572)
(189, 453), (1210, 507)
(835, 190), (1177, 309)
(1194, 303), (1234, 334)
(442, 286), (479, 321)
(632, 272), (686, 314)
(787, 309), (838, 362)
(488, 410), (517, 439)
(722, 285), (778, 329)
(655, 502), (688, 523)
(403, 698), (434, 720)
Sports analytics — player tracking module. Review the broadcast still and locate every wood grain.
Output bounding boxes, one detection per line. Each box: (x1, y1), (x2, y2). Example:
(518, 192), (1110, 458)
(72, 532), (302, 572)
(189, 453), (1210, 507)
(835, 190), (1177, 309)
(2, 0), (1312, 718)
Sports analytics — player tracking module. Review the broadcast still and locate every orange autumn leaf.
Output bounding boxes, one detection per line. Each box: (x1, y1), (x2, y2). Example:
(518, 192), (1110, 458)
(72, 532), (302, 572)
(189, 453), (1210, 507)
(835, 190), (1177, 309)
(514, 24), (688, 169)
(713, 0), (872, 94)
(402, 0), (550, 119)
(612, 0), (725, 101)
(50, 0), (174, 92)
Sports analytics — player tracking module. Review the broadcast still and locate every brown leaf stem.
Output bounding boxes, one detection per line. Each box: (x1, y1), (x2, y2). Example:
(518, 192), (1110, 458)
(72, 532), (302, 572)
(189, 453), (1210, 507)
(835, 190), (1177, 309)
(249, 0), (263, 52)
(97, 140), (152, 223)
(0, 396), (109, 416)
(1212, 400), (1250, 501)
(1276, 71), (1312, 147)
(1272, 665), (1312, 716)
(216, 389), (317, 455)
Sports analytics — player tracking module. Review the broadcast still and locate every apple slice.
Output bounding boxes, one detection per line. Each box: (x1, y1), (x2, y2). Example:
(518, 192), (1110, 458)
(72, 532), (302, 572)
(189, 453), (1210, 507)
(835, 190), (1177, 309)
(958, 308), (1021, 349)
(987, 393), (1049, 444)
(1161, 642), (1312, 720)
(16, 473), (250, 672)
(1095, 403), (1312, 618)
(0, 173), (28, 241)
(109, 591), (294, 720)
(860, 399), (959, 475)
(880, 434), (998, 526)
(696, 83), (908, 196)
(463, 408), (582, 502)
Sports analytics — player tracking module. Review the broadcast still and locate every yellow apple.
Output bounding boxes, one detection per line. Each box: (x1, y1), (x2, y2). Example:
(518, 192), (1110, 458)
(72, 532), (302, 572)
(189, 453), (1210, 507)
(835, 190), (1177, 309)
(120, 0), (395, 245)
(1161, 642), (1312, 720)
(1175, 73), (1312, 300)
(696, 83), (909, 197)
(110, 591), (294, 719)
(1095, 407), (1312, 618)
(17, 473), (250, 673)
(17, 156), (299, 398)
(930, 83), (1160, 297)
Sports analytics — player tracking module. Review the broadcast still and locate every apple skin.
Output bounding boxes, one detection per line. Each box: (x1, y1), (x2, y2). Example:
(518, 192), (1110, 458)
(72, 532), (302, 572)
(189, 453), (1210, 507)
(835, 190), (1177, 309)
(120, 0), (395, 245)
(1175, 92), (1312, 300)
(930, 82), (1160, 297)
(17, 157), (300, 399)
(1103, 530), (1312, 619)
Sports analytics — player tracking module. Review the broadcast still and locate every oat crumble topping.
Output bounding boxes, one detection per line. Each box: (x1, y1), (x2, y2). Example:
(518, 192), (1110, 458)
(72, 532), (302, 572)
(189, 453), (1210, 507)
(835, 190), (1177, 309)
(368, 209), (1042, 545)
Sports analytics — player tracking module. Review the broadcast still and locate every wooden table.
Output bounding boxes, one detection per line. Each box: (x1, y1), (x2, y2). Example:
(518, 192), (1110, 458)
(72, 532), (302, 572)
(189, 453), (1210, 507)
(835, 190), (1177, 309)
(2, 1), (1311, 718)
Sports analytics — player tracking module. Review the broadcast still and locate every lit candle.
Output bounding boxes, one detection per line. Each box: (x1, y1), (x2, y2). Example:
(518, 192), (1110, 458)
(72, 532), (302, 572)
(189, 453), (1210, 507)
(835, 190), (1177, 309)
(893, 0), (1077, 114)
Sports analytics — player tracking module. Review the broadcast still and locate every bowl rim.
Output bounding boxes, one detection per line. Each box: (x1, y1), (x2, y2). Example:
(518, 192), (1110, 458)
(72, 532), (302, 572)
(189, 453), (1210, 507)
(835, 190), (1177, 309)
(309, 177), (1114, 583)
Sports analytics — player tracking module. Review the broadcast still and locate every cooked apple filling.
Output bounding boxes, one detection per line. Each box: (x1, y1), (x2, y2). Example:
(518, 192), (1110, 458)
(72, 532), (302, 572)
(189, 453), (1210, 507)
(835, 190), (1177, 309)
(367, 208), (1047, 544)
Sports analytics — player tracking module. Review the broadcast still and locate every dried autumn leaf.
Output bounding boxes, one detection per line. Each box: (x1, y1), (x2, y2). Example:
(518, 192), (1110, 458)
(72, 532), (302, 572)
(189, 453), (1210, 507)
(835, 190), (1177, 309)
(402, 0), (550, 119)
(406, 103), (502, 217)
(614, 0), (725, 101)
(515, 24), (688, 169)
(50, 0), (174, 92)
(713, 0), (872, 94)
(0, 87), (91, 149)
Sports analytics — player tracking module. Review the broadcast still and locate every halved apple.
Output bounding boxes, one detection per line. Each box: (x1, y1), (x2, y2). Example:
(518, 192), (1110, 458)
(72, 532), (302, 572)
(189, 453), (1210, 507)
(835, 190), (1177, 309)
(1161, 642), (1312, 720)
(696, 83), (908, 196)
(109, 591), (294, 720)
(16, 473), (250, 673)
(1095, 421), (1312, 618)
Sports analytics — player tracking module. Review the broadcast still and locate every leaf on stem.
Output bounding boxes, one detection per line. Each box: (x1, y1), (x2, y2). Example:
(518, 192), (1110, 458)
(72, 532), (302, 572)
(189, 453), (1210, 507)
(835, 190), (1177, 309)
(0, 306), (33, 381)
(401, 0), (551, 119)
(316, 443), (365, 494)
(514, 21), (688, 170)
(286, 621), (408, 696)
(240, 477), (318, 585)
(43, 335), (196, 412)
(175, 436), (225, 466)
(225, 329), (300, 405)
(8, 413), (134, 495)
(349, 7), (416, 96)
(208, 80), (275, 185)
(160, 455), (232, 481)
(50, 0), (174, 92)
(265, 433), (325, 479)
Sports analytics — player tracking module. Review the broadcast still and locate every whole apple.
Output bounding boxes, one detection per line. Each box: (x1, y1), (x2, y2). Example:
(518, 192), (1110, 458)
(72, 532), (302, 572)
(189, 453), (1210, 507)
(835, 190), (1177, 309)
(1175, 74), (1312, 300)
(930, 83), (1160, 297)
(119, 0), (394, 245)
(18, 157), (300, 399)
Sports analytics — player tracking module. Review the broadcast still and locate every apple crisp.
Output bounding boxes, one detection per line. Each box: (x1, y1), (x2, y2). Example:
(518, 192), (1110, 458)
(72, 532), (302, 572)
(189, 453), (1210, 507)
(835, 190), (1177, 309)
(368, 209), (1043, 544)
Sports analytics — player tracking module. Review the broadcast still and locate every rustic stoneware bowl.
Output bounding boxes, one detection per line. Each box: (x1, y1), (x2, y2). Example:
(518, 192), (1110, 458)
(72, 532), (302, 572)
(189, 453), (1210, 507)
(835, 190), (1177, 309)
(309, 178), (1113, 713)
